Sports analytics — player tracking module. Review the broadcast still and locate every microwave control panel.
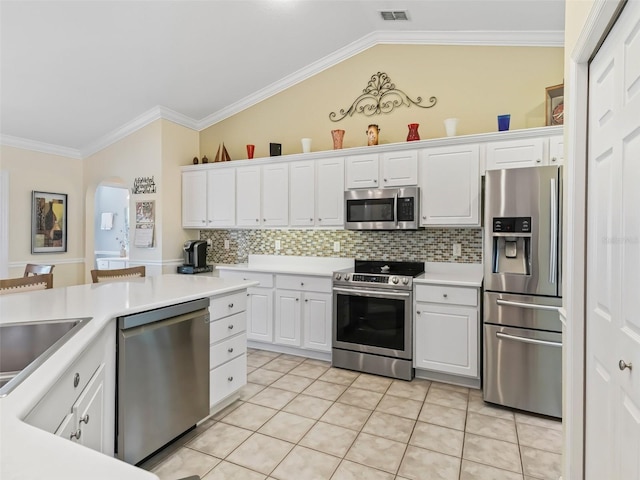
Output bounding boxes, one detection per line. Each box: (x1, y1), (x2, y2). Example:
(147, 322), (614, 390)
(397, 197), (415, 221)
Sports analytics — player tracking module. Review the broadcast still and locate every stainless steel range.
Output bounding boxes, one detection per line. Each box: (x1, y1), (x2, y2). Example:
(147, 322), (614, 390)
(332, 260), (424, 381)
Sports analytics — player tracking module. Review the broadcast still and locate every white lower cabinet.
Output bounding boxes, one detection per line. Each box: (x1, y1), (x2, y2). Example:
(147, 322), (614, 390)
(25, 325), (114, 455)
(414, 284), (480, 384)
(208, 291), (248, 411)
(302, 292), (332, 352)
(275, 290), (302, 347)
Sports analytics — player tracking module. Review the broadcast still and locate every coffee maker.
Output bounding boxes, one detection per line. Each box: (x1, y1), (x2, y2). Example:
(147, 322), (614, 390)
(177, 240), (212, 274)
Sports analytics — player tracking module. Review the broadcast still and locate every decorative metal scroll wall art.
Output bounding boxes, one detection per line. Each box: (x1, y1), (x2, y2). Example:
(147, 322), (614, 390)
(329, 72), (437, 122)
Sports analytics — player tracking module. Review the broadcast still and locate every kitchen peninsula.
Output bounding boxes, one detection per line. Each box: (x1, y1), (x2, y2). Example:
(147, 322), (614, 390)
(0, 274), (257, 480)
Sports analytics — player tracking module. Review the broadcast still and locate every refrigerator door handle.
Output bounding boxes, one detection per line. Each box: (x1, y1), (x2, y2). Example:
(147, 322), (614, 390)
(496, 331), (562, 348)
(550, 177), (558, 284)
(496, 298), (561, 312)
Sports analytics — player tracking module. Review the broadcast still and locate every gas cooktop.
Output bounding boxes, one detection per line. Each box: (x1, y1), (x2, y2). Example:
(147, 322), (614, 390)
(333, 260), (424, 289)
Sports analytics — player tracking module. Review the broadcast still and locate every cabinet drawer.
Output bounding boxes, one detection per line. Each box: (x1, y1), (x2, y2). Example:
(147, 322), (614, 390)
(210, 355), (247, 407)
(276, 274), (331, 293)
(219, 270), (274, 288)
(210, 291), (247, 320)
(210, 333), (247, 370)
(210, 311), (246, 343)
(415, 285), (478, 307)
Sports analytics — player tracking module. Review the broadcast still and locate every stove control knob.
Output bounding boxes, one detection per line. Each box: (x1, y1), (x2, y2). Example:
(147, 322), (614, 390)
(391, 276), (399, 284)
(335, 273), (342, 281)
(345, 274), (351, 281)
(402, 277), (409, 285)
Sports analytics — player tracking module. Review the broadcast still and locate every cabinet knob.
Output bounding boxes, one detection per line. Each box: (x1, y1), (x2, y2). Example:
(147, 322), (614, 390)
(300, 282), (304, 286)
(551, 157), (557, 162)
(305, 299), (308, 302)
(318, 218), (322, 222)
(73, 373), (80, 388)
(70, 429), (82, 440)
(310, 218), (313, 222)
(255, 219), (259, 222)
(383, 178), (388, 182)
(228, 303), (234, 308)
(228, 324), (234, 330)
(374, 179), (377, 183)
(227, 376), (234, 382)
(296, 298), (299, 302)
(619, 360), (633, 371)
(416, 310), (421, 315)
(536, 158), (542, 163)
(422, 215), (426, 220)
(228, 347), (234, 353)
(202, 220), (206, 224)
(443, 294), (448, 298)
(80, 414), (90, 425)
(263, 218), (266, 222)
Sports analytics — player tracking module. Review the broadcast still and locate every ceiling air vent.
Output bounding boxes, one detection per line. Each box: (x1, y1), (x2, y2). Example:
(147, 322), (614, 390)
(380, 10), (409, 21)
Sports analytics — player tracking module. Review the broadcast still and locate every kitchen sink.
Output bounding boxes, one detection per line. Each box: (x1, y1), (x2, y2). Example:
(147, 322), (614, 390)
(0, 318), (91, 397)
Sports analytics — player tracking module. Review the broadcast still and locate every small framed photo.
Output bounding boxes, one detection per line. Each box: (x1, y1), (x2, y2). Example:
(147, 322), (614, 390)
(32, 191), (67, 253)
(546, 83), (564, 126)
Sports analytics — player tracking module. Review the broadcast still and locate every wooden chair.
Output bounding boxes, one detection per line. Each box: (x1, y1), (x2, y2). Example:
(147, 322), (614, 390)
(0, 274), (53, 295)
(91, 266), (146, 283)
(24, 264), (55, 277)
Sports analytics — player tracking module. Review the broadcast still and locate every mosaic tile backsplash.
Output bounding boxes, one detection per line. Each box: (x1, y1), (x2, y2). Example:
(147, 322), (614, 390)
(200, 228), (482, 265)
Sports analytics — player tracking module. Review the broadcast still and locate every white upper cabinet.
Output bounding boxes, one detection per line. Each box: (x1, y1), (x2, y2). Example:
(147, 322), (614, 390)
(262, 163), (289, 226)
(182, 170), (208, 228)
(236, 166), (261, 227)
(345, 153), (379, 189)
(548, 135), (564, 165)
(316, 157), (344, 226)
(380, 150), (418, 187)
(207, 169), (236, 228)
(419, 145), (480, 226)
(485, 137), (545, 170)
(346, 151), (418, 188)
(289, 160), (316, 227)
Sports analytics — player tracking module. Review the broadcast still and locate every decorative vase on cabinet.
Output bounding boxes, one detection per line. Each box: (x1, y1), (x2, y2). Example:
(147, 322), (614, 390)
(331, 129), (345, 149)
(407, 123), (420, 141)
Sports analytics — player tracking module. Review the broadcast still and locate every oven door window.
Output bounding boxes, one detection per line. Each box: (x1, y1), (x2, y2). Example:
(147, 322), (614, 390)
(346, 198), (395, 223)
(335, 292), (405, 351)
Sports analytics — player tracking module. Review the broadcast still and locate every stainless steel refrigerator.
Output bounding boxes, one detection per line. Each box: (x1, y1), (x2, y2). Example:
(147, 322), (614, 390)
(483, 165), (562, 418)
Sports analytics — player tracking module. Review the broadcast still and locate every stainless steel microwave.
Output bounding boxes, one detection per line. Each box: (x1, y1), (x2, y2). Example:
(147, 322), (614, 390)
(344, 187), (420, 230)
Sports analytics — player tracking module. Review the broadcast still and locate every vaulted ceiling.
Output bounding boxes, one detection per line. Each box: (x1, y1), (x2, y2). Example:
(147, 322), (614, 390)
(0, 1), (565, 157)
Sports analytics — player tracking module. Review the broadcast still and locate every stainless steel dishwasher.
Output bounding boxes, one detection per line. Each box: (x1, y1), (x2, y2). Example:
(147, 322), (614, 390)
(116, 298), (210, 465)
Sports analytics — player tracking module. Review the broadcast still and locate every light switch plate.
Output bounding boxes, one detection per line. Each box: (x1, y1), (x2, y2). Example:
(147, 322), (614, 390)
(275, 240), (281, 251)
(333, 241), (340, 252)
(453, 243), (461, 257)
(224, 239), (230, 250)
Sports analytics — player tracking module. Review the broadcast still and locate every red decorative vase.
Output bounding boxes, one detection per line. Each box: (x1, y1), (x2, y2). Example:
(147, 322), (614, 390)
(407, 123), (420, 141)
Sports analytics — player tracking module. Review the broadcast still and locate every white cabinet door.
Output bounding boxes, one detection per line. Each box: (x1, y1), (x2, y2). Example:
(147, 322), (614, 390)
(381, 150), (418, 187)
(415, 303), (478, 377)
(246, 287), (273, 342)
(419, 145), (480, 226)
(74, 364), (105, 453)
(346, 154), (379, 189)
(316, 157), (344, 226)
(182, 170), (207, 228)
(236, 166), (261, 227)
(302, 292), (332, 352)
(289, 160), (316, 227)
(262, 163), (289, 226)
(549, 136), (564, 165)
(275, 290), (301, 346)
(485, 138), (545, 170)
(208, 168), (236, 228)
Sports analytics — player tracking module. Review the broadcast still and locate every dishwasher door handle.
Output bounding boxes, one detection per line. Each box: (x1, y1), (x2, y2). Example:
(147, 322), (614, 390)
(496, 331), (562, 348)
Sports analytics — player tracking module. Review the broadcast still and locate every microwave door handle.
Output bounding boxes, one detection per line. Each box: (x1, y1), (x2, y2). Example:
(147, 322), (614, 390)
(394, 193), (399, 227)
(550, 177), (558, 284)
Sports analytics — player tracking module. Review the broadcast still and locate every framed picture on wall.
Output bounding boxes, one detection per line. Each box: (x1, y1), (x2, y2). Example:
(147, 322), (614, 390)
(31, 191), (67, 253)
(545, 83), (564, 126)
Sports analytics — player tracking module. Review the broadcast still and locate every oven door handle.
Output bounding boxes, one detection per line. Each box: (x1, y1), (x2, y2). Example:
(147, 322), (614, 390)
(333, 287), (411, 299)
(496, 331), (562, 348)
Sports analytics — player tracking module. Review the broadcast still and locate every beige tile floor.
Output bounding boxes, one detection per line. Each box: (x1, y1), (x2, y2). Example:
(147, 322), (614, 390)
(149, 349), (562, 480)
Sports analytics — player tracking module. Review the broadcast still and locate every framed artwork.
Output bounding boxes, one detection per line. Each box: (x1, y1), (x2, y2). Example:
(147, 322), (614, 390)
(545, 83), (564, 126)
(32, 191), (67, 253)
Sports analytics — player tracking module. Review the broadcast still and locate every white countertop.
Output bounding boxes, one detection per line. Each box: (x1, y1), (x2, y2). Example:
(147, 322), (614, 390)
(0, 274), (257, 480)
(414, 262), (484, 287)
(216, 254), (354, 276)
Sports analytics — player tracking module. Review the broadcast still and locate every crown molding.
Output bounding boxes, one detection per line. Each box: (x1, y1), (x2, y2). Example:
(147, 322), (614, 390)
(0, 134), (82, 159)
(196, 29), (564, 130)
(81, 106), (199, 158)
